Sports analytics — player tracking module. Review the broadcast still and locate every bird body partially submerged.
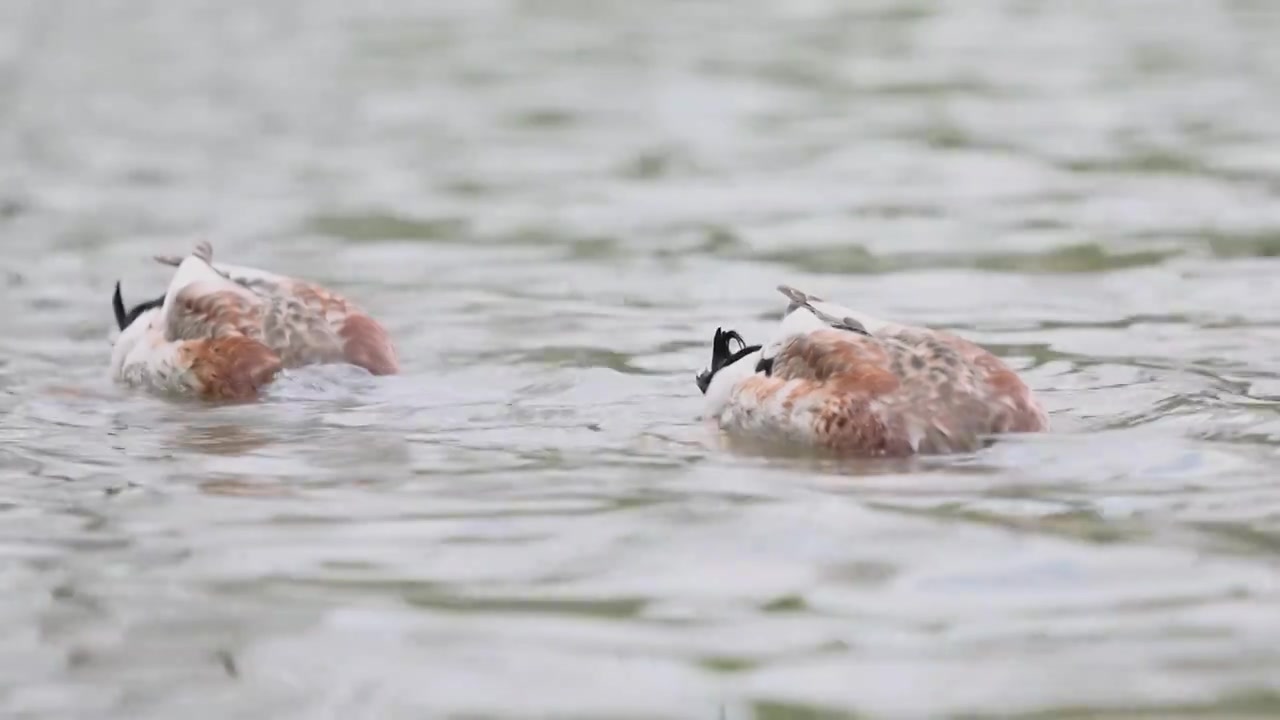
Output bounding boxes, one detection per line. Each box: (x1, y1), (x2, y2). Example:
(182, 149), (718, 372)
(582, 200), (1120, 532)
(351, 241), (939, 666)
(696, 285), (1048, 457)
(111, 241), (398, 401)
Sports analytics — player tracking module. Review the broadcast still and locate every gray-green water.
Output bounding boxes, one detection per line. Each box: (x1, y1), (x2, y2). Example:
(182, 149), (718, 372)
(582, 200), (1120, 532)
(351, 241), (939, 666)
(3, 1), (1280, 718)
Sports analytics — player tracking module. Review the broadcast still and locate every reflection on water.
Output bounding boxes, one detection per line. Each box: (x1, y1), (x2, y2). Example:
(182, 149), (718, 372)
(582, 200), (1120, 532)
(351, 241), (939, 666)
(3, 0), (1280, 717)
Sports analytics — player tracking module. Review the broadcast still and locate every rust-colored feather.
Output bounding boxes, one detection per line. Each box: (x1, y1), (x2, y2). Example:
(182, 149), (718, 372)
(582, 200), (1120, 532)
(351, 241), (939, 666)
(157, 245), (400, 376)
(117, 242), (400, 401)
(772, 329), (900, 392)
(339, 314), (400, 375)
(289, 285), (398, 370)
(703, 288), (1049, 457)
(167, 286), (262, 341)
(181, 336), (283, 401)
(198, 262), (398, 375)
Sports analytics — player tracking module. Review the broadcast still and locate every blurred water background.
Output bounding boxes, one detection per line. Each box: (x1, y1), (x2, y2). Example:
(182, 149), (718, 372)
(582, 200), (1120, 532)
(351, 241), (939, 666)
(3, 1), (1280, 718)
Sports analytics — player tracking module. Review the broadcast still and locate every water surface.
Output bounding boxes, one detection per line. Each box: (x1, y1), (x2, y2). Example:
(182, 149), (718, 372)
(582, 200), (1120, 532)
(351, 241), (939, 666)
(3, 1), (1280, 718)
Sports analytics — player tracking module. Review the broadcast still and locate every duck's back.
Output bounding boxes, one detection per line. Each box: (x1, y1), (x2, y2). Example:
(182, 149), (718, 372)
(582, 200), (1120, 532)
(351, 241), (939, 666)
(857, 326), (1046, 454)
(156, 249), (399, 376)
(721, 316), (1047, 457)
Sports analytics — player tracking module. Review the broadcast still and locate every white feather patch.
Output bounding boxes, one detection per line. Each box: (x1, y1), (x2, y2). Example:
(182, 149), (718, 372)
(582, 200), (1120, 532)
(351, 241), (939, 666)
(761, 306), (828, 360)
(703, 348), (763, 418)
(160, 256), (226, 323)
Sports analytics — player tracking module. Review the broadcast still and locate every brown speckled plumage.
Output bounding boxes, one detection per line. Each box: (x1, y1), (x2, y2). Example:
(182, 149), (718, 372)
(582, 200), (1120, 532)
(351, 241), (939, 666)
(111, 241), (399, 401)
(181, 335), (283, 401)
(155, 243), (400, 376)
(699, 285), (1048, 457)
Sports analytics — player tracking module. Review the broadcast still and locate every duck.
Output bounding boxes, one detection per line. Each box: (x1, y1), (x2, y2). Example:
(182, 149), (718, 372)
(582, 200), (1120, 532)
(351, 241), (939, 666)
(695, 285), (1048, 457)
(110, 241), (399, 401)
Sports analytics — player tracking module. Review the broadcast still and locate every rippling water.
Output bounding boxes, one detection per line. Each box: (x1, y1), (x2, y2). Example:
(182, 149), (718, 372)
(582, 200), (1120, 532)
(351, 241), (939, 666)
(4, 1), (1280, 718)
